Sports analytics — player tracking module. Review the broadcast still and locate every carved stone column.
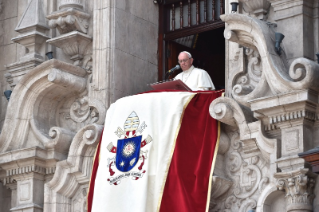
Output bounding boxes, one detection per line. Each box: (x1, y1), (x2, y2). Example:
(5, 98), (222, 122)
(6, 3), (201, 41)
(274, 169), (316, 212)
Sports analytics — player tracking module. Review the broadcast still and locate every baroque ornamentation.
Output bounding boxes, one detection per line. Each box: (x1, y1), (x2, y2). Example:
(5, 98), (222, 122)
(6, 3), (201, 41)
(222, 14), (319, 101)
(47, 31), (92, 66)
(0, 59), (102, 154)
(48, 13), (90, 34)
(209, 131), (269, 212)
(46, 0), (92, 66)
(232, 48), (262, 99)
(210, 96), (276, 160)
(275, 169), (316, 212)
(45, 123), (103, 212)
(47, 0), (90, 35)
(238, 0), (270, 20)
(72, 186), (88, 212)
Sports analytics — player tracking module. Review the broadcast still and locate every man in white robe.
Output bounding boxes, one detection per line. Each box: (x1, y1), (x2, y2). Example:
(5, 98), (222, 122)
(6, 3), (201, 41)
(174, 51), (215, 91)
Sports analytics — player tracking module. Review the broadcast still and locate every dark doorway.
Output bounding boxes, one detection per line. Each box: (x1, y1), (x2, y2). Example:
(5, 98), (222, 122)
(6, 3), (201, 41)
(166, 27), (225, 90)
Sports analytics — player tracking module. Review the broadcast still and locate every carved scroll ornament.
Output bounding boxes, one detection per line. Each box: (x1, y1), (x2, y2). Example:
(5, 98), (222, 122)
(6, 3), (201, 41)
(222, 14), (319, 102)
(45, 123), (103, 211)
(209, 97), (276, 161)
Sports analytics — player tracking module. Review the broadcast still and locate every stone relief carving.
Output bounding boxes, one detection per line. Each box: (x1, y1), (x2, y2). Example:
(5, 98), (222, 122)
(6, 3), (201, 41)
(209, 131), (269, 212)
(46, 0), (92, 66)
(222, 14), (319, 104)
(72, 186), (88, 212)
(275, 169), (316, 212)
(48, 12), (90, 34)
(232, 48), (263, 102)
(209, 96), (276, 161)
(45, 123), (103, 212)
(0, 59), (106, 154)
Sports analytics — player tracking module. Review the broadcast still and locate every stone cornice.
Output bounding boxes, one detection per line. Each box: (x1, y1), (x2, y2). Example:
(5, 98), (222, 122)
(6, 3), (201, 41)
(268, 0), (314, 21)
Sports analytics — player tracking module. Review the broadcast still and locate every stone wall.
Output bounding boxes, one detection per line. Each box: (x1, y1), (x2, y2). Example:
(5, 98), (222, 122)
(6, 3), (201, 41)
(0, 0), (159, 211)
(1, 0), (319, 212)
(92, 0), (158, 107)
(210, 0), (319, 211)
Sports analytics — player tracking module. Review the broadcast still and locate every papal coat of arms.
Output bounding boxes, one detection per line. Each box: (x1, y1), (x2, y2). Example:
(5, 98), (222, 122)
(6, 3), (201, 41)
(106, 111), (152, 185)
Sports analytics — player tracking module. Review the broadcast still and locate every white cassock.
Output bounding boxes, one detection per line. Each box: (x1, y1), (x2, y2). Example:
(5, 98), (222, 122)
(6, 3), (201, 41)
(174, 65), (215, 91)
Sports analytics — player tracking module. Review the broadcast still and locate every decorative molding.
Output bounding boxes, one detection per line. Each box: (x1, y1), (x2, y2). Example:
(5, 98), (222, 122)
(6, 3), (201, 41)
(59, 0), (84, 11)
(71, 185), (88, 212)
(0, 59), (89, 153)
(6, 165), (46, 177)
(274, 169), (316, 212)
(1, 177), (16, 186)
(45, 123), (103, 211)
(47, 31), (92, 65)
(269, 109), (316, 124)
(209, 176), (233, 210)
(239, 0), (270, 20)
(210, 131), (270, 212)
(47, 9), (90, 34)
(268, 0), (314, 21)
(232, 48), (262, 95)
(221, 14), (319, 96)
(239, 198), (257, 212)
(5, 58), (44, 88)
(209, 97), (276, 160)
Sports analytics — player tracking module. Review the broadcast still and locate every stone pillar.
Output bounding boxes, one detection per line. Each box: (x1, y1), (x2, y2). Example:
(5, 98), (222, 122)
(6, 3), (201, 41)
(11, 176), (44, 212)
(2, 165), (46, 212)
(92, 0), (159, 106)
(268, 0), (315, 63)
(276, 119), (314, 172)
(275, 169), (316, 212)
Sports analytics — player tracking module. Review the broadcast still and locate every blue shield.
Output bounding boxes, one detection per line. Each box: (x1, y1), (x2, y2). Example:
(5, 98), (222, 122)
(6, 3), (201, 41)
(115, 135), (142, 172)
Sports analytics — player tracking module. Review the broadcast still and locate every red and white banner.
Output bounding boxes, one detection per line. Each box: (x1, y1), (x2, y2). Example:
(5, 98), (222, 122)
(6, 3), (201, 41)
(88, 90), (223, 212)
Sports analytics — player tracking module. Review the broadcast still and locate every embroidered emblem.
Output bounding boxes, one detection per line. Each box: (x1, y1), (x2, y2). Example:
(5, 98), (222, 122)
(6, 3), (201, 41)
(106, 111), (152, 185)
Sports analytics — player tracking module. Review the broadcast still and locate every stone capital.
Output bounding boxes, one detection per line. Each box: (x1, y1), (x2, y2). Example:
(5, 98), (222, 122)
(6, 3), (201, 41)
(274, 168), (316, 212)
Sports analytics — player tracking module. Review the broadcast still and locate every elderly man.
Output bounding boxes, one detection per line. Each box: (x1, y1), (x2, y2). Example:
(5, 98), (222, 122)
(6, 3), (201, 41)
(174, 51), (215, 91)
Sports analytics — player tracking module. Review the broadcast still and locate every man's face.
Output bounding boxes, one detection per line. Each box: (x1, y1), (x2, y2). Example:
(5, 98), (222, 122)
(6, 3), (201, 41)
(178, 52), (193, 71)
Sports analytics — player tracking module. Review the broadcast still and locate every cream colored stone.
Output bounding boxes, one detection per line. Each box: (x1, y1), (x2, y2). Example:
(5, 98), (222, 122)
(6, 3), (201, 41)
(0, 0), (319, 212)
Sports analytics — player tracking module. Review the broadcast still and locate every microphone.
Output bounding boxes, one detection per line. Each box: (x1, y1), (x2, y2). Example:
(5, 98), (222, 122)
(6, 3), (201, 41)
(167, 65), (180, 75)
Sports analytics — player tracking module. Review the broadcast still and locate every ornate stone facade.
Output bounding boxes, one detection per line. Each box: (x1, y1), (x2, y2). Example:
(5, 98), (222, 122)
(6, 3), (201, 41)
(0, 0), (318, 212)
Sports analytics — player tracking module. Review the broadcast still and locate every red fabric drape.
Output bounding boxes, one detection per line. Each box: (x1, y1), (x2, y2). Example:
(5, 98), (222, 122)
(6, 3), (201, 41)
(87, 131), (103, 212)
(160, 91), (222, 212)
(87, 90), (223, 212)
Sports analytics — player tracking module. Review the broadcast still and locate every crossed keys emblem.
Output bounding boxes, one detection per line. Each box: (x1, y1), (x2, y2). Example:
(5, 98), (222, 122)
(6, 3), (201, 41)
(106, 111), (152, 185)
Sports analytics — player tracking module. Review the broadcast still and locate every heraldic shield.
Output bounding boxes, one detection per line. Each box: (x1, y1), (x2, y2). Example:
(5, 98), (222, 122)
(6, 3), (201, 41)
(116, 135), (142, 172)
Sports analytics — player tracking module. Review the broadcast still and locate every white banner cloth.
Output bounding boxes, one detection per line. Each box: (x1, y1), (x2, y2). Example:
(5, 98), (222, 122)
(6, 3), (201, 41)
(91, 92), (194, 212)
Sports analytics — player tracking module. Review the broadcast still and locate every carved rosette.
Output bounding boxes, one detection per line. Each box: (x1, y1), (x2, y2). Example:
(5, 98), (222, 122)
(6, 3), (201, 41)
(275, 169), (316, 212)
